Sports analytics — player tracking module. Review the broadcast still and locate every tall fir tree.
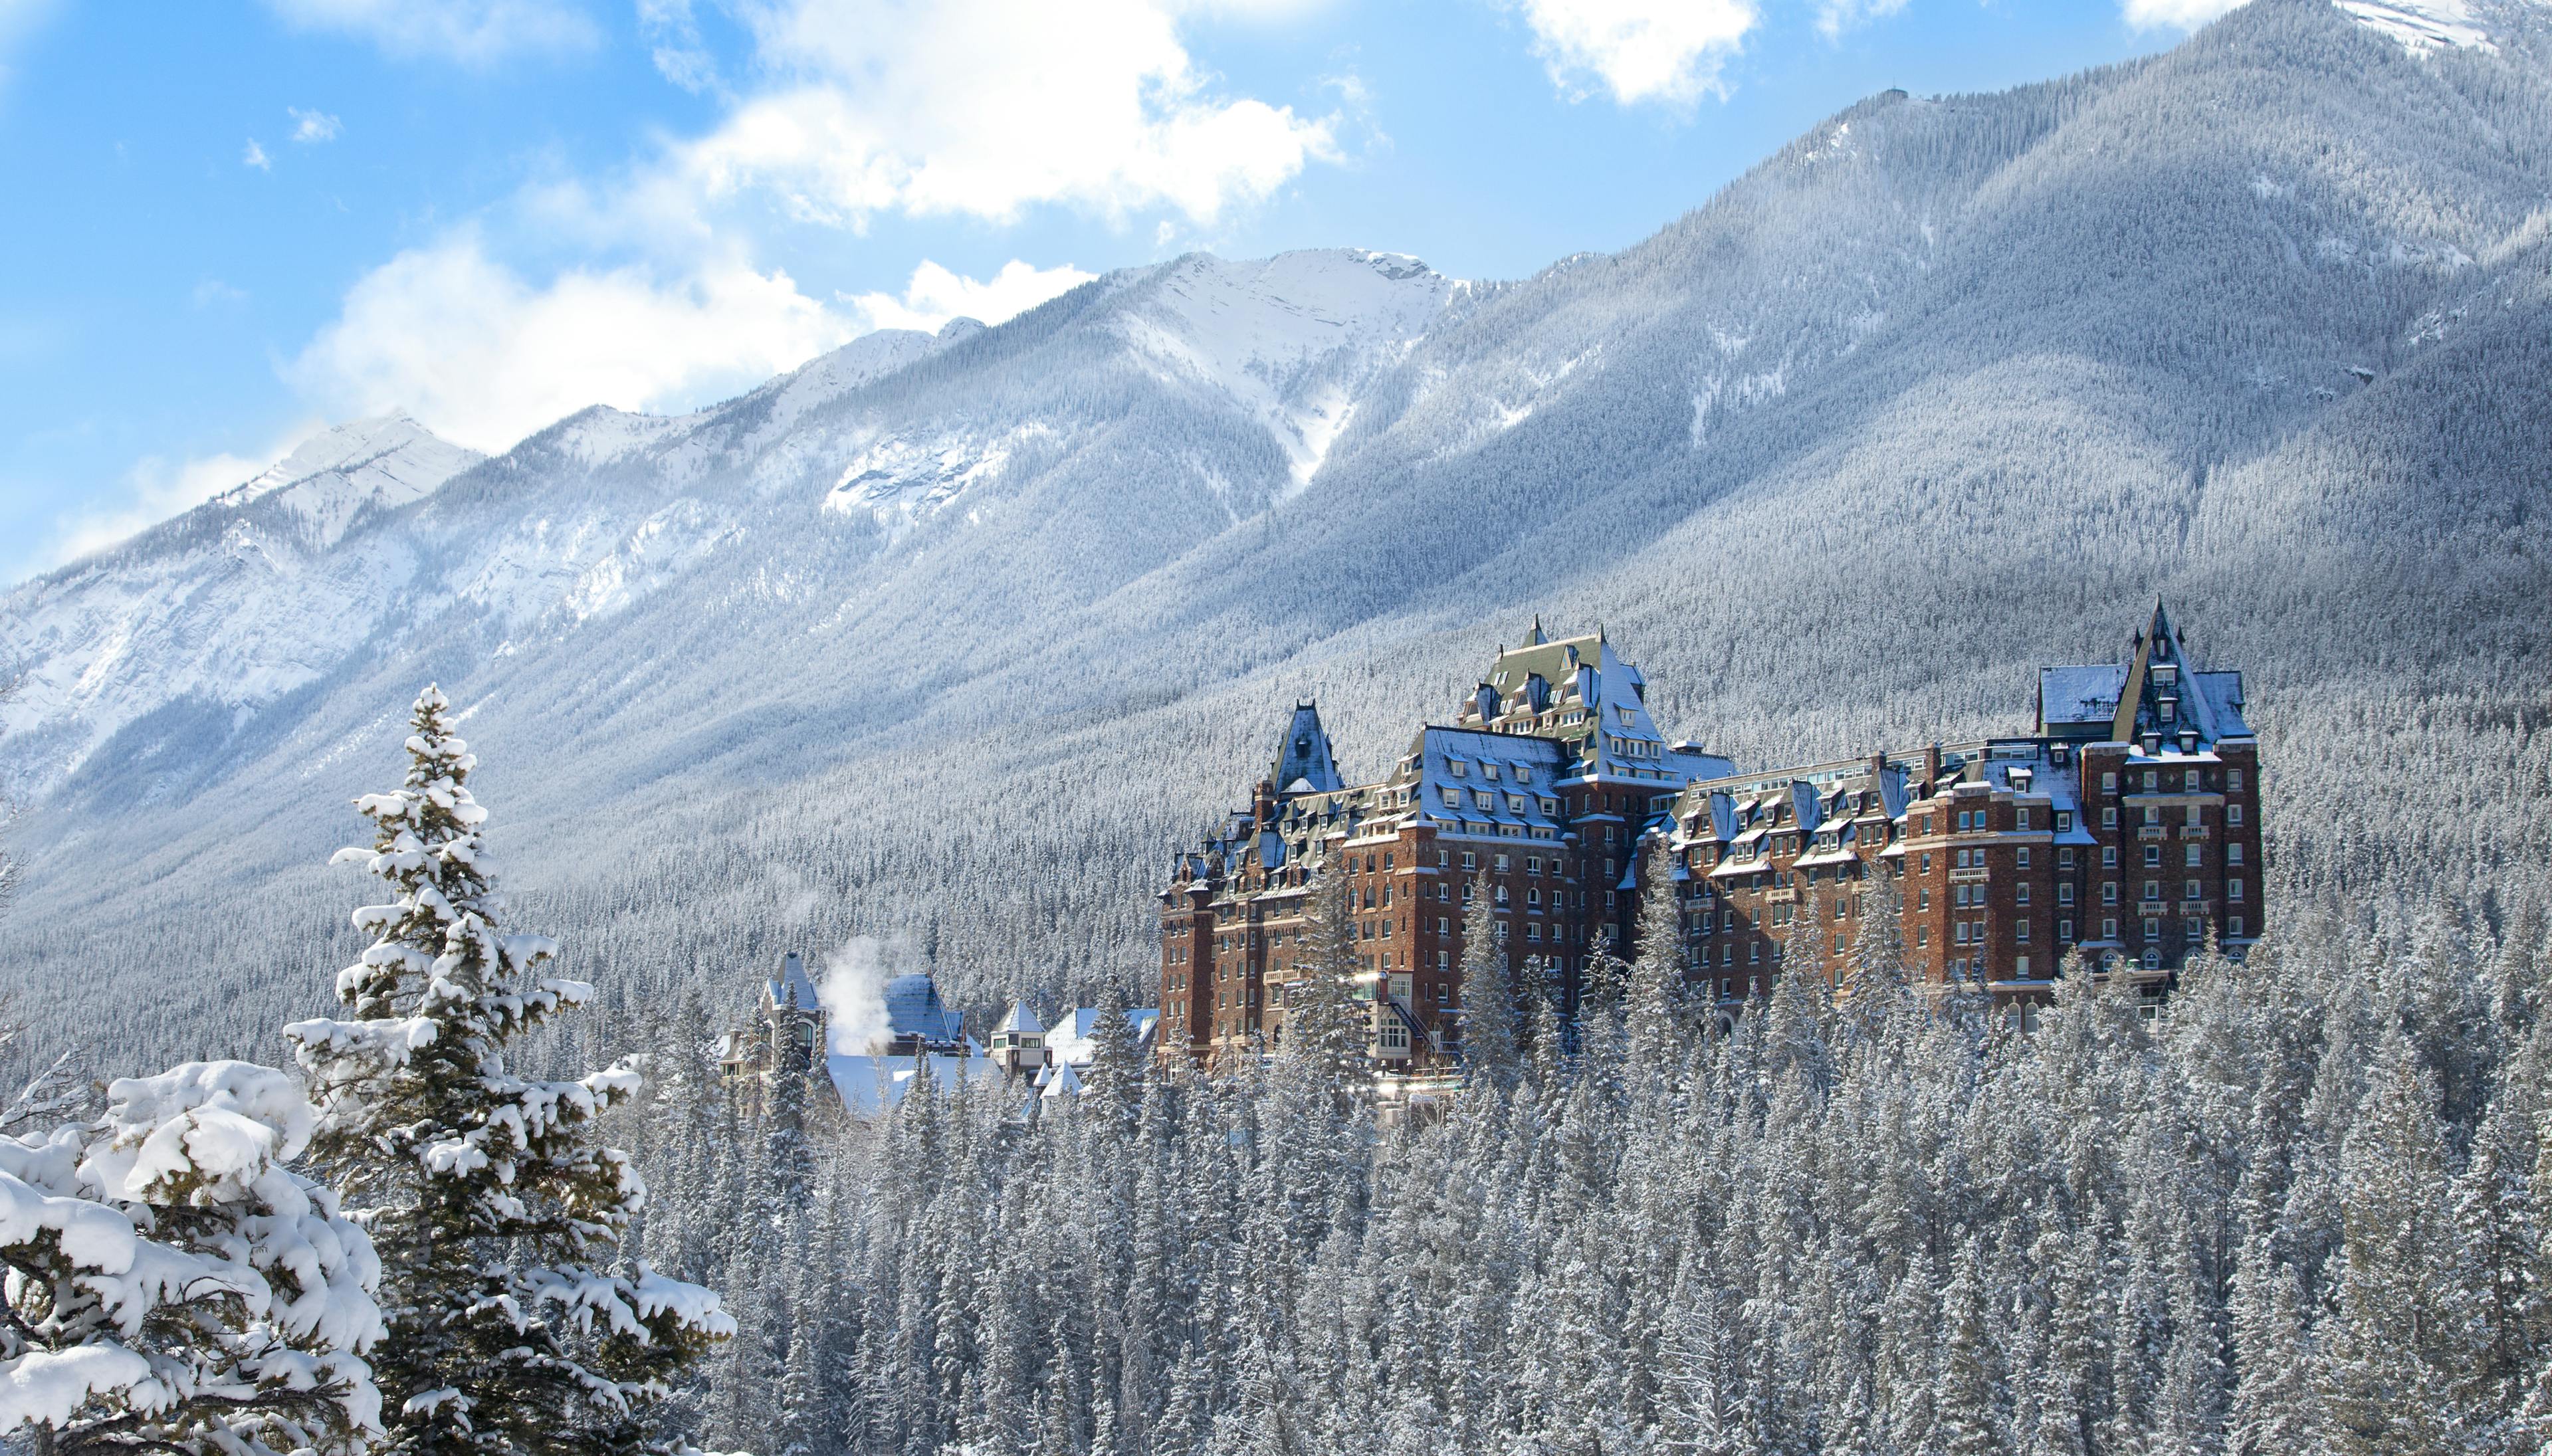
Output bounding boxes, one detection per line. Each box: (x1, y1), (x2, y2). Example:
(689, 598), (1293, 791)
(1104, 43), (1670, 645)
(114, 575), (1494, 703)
(1459, 877), (1519, 1083)
(286, 686), (732, 1456)
(1285, 865), (1371, 1093)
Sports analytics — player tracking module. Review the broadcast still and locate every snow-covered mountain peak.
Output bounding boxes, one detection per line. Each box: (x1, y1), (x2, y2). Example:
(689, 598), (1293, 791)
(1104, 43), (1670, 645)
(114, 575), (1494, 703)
(1112, 248), (1466, 490)
(213, 411), (482, 546)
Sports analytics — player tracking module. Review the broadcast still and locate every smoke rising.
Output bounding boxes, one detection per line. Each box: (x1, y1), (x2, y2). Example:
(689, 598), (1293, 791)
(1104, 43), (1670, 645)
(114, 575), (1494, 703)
(819, 934), (916, 1056)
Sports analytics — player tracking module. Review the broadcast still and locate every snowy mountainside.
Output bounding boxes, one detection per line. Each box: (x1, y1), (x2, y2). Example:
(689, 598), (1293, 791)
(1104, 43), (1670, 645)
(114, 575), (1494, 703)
(4, 0), (2552, 1063)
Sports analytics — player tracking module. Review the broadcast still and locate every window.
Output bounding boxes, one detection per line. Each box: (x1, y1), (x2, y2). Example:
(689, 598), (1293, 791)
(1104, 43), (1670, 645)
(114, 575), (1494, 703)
(2058, 883), (2074, 906)
(1955, 922), (1969, 944)
(2230, 916), (2245, 937)
(1525, 856), (1541, 875)
(1483, 763), (1501, 781)
(1515, 766), (1532, 783)
(2145, 917), (2161, 939)
(2056, 811), (2074, 833)
(1749, 944), (1760, 964)
(2227, 805), (2244, 826)
(1474, 789), (1495, 809)
(2103, 917), (2118, 939)
(1917, 927), (1929, 946)
(1436, 916), (1449, 934)
(1526, 924), (1542, 941)
(2228, 843), (2245, 865)
(2059, 919), (2074, 941)
(2184, 879), (2200, 901)
(1920, 853), (1933, 873)
(2144, 880), (2160, 902)
(1450, 760), (1467, 778)
(1722, 946), (1733, 966)
(2017, 847), (2032, 869)
(2143, 772), (2158, 791)
(2187, 803), (2204, 827)
(2017, 809), (2032, 831)
(2143, 806), (2161, 826)
(2103, 883), (2119, 904)
(2228, 879), (2245, 902)
(2228, 769), (2244, 791)
(2103, 807), (2119, 828)
(1461, 851), (1477, 871)
(2103, 845), (2119, 867)
(1439, 786), (1459, 807)
(1956, 811), (1970, 831)
(2016, 884), (2032, 906)
(1919, 888), (1931, 910)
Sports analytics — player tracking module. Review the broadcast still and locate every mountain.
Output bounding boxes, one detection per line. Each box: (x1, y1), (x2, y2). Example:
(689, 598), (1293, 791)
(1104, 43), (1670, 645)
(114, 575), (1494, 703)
(3, 0), (2550, 1064)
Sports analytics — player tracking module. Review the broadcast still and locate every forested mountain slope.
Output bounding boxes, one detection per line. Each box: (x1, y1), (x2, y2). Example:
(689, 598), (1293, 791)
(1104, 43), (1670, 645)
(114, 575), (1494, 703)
(3, 0), (2549, 1063)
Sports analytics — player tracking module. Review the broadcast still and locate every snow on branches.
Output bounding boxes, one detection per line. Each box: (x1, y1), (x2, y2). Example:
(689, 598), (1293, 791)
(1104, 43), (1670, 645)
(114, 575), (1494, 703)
(286, 685), (729, 1456)
(0, 1061), (381, 1456)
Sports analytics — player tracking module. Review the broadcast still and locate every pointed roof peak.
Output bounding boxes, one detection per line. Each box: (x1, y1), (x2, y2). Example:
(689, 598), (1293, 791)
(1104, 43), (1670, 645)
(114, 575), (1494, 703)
(1523, 615), (1545, 646)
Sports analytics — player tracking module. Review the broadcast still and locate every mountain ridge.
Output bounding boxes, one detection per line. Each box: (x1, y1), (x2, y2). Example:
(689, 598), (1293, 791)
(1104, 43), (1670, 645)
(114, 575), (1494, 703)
(3, 0), (2549, 1063)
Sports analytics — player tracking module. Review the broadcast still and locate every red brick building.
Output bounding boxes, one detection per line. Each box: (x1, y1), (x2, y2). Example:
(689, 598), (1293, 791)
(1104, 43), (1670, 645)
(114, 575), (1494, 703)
(1158, 602), (2261, 1063)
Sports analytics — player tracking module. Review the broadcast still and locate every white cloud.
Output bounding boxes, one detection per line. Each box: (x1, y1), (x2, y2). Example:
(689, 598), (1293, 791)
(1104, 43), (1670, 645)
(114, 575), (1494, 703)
(2121, 0), (2245, 27)
(191, 278), (249, 308)
(1515, 0), (1756, 108)
(242, 139), (272, 170)
(262, 0), (598, 63)
(675, 0), (1339, 227)
(284, 231), (855, 452)
(843, 259), (1097, 334)
(288, 106), (342, 143)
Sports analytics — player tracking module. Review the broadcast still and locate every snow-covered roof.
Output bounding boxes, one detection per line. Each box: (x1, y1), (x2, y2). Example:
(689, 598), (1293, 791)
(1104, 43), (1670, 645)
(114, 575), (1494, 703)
(1271, 701), (1344, 798)
(994, 1001), (1044, 1037)
(2040, 665), (2128, 729)
(1046, 1006), (1162, 1067)
(766, 951), (821, 1013)
(823, 1051), (998, 1116)
(1408, 726), (1571, 837)
(1040, 1062), (1085, 1100)
(884, 973), (964, 1045)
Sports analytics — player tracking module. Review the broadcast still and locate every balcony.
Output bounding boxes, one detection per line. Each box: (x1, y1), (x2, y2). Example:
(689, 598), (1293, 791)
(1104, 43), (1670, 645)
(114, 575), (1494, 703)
(2137, 827), (2169, 842)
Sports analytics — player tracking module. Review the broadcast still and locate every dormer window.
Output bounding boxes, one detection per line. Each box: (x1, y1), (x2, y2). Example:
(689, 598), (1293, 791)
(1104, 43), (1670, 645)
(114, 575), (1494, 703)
(1515, 766), (1533, 783)
(1484, 764), (1501, 781)
(1450, 760), (1468, 778)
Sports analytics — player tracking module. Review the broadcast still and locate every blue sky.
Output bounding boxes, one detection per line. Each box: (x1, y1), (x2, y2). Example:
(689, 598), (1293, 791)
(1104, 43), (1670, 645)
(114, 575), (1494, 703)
(0, 0), (2230, 584)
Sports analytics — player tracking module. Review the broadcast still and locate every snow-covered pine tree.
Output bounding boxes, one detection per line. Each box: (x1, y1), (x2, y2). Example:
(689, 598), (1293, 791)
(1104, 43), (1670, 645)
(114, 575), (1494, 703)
(1285, 865), (1370, 1094)
(1457, 878), (1518, 1083)
(1842, 861), (1909, 1014)
(1625, 847), (1689, 1074)
(0, 1061), (383, 1456)
(284, 685), (733, 1456)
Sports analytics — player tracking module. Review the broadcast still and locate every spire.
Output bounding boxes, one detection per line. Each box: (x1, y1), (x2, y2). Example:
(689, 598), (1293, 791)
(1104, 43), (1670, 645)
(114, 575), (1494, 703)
(1523, 615), (1545, 647)
(1271, 700), (1344, 797)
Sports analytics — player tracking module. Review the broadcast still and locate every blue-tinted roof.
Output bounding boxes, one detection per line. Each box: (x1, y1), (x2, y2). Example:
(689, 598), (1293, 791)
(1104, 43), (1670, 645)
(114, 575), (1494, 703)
(2040, 665), (2128, 727)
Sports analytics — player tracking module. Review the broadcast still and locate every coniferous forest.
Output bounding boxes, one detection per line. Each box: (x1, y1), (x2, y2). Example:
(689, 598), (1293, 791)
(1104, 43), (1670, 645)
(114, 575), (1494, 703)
(7, 1), (2552, 1453)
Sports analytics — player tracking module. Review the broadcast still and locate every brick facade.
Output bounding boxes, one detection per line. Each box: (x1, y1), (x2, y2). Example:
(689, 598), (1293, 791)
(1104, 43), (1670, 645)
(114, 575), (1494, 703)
(1160, 603), (2261, 1063)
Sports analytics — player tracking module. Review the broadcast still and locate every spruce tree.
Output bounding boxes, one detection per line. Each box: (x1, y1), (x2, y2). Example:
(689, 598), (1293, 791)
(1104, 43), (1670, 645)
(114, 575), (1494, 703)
(1285, 865), (1370, 1094)
(286, 686), (732, 1456)
(1625, 849), (1689, 1073)
(1458, 877), (1519, 1083)
(0, 1061), (384, 1456)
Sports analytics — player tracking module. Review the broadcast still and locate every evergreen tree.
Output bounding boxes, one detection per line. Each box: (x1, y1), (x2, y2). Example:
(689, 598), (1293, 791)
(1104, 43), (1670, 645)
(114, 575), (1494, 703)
(1459, 879), (1519, 1083)
(286, 686), (732, 1456)
(1285, 865), (1371, 1093)
(0, 1062), (384, 1456)
(1625, 848), (1689, 1073)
